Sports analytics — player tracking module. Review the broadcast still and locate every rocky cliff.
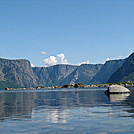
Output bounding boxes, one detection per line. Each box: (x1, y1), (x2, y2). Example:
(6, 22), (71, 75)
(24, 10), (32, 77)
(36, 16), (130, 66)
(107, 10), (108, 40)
(33, 64), (103, 86)
(89, 59), (126, 84)
(1, 52), (134, 89)
(0, 58), (39, 88)
(108, 52), (134, 83)
(62, 64), (103, 85)
(33, 64), (77, 86)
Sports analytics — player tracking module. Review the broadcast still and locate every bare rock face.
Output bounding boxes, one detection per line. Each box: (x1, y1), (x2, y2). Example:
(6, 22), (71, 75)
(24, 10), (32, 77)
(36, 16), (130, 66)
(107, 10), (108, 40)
(105, 85), (130, 94)
(90, 59), (126, 84)
(108, 52), (134, 83)
(33, 64), (102, 87)
(0, 58), (39, 88)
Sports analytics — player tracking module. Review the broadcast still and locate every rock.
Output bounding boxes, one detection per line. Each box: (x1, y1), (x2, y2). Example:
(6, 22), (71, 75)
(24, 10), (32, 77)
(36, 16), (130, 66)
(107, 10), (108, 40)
(105, 85), (130, 94)
(74, 83), (86, 88)
(62, 84), (74, 88)
(5, 87), (10, 90)
(36, 86), (46, 89)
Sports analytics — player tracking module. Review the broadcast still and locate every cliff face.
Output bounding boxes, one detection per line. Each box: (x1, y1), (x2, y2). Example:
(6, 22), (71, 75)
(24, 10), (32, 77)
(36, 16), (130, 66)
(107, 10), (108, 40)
(1, 52), (134, 89)
(33, 64), (77, 86)
(108, 52), (134, 83)
(0, 58), (39, 88)
(62, 64), (103, 85)
(89, 59), (126, 84)
(33, 64), (103, 86)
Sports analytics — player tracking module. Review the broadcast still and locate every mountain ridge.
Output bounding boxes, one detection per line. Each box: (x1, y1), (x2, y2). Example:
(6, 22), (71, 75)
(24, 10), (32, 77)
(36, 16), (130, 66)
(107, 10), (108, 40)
(108, 52), (134, 83)
(33, 64), (103, 86)
(89, 59), (126, 84)
(0, 52), (134, 89)
(0, 58), (39, 88)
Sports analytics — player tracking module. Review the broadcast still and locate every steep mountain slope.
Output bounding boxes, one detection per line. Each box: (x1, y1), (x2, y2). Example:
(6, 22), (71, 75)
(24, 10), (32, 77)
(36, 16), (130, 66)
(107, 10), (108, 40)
(0, 58), (39, 88)
(89, 59), (126, 84)
(33, 64), (77, 86)
(62, 64), (103, 85)
(108, 52), (134, 83)
(33, 64), (103, 86)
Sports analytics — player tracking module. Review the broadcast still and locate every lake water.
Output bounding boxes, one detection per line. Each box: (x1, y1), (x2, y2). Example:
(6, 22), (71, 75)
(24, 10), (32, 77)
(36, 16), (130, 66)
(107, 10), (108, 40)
(0, 87), (134, 134)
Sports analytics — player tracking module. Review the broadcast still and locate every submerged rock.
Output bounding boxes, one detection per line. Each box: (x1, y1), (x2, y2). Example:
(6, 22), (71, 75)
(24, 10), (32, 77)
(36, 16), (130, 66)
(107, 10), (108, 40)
(105, 85), (130, 94)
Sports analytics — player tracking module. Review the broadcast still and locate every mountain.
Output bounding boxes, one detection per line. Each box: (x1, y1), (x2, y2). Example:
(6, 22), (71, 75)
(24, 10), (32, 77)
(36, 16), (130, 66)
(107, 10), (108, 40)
(33, 64), (103, 86)
(0, 58), (39, 89)
(33, 64), (77, 86)
(89, 59), (126, 84)
(62, 64), (103, 85)
(108, 52), (134, 83)
(1, 52), (133, 89)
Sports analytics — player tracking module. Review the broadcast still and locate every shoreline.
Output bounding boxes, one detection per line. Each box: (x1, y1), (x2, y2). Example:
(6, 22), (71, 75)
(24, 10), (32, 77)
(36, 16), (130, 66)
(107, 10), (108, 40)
(5, 82), (134, 90)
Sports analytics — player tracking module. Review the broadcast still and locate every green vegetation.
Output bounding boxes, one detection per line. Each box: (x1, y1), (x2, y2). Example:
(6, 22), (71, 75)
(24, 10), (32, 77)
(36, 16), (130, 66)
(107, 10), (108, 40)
(106, 81), (134, 86)
(0, 81), (20, 89)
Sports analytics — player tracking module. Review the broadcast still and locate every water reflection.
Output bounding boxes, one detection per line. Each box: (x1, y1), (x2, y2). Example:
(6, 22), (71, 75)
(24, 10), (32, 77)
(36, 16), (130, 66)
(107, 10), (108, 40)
(44, 109), (69, 123)
(0, 92), (35, 120)
(0, 89), (107, 121)
(108, 93), (130, 102)
(105, 89), (134, 118)
(0, 88), (134, 121)
(1, 88), (134, 134)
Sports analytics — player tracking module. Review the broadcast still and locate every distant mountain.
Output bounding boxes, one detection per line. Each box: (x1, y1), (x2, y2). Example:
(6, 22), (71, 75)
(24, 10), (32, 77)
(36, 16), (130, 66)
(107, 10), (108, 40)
(1, 52), (133, 89)
(89, 59), (126, 84)
(62, 64), (103, 85)
(0, 58), (39, 89)
(33, 64), (103, 86)
(108, 52), (134, 83)
(33, 64), (77, 86)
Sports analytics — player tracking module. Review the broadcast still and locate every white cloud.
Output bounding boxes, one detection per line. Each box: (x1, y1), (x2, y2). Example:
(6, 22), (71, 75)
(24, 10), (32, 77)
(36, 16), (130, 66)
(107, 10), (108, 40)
(41, 51), (47, 55)
(44, 56), (57, 66)
(43, 53), (69, 66)
(57, 53), (68, 64)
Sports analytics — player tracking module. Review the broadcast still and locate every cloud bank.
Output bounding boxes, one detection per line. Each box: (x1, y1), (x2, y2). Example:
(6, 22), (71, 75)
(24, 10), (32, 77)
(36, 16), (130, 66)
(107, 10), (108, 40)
(44, 53), (68, 66)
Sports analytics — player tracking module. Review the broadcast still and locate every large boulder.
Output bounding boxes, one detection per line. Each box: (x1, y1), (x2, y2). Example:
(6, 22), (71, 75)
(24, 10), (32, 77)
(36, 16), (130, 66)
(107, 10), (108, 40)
(105, 85), (130, 94)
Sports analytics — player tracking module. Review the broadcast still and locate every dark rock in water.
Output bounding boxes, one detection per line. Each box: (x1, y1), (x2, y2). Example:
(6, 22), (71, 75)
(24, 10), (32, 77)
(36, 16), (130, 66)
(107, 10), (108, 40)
(74, 83), (86, 88)
(62, 84), (74, 88)
(61, 83), (86, 88)
(105, 85), (130, 94)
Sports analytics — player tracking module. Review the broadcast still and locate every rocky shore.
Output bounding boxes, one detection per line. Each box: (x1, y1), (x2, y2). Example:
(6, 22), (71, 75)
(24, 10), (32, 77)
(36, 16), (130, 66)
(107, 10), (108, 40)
(5, 81), (134, 90)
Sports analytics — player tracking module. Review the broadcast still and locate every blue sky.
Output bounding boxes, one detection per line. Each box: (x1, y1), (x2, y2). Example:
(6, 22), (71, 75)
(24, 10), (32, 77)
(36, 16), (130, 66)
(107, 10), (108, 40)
(0, 0), (134, 66)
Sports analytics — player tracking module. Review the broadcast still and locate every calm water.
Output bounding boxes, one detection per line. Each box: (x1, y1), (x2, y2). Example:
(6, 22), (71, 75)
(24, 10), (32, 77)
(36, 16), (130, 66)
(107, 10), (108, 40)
(0, 87), (134, 134)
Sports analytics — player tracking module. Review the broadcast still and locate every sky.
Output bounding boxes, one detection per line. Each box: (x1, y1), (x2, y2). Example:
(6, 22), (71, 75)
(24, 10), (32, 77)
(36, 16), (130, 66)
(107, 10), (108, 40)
(0, 0), (134, 67)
